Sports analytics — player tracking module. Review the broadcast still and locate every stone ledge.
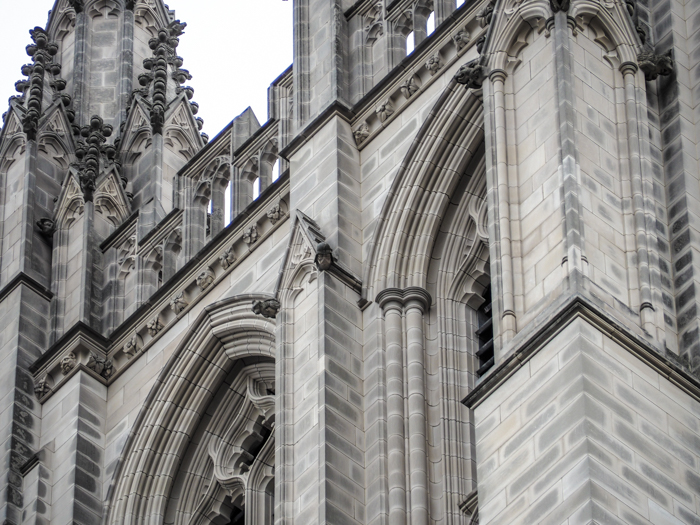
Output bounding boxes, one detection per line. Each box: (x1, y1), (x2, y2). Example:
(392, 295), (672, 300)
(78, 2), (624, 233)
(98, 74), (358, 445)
(463, 293), (700, 409)
(0, 272), (53, 303)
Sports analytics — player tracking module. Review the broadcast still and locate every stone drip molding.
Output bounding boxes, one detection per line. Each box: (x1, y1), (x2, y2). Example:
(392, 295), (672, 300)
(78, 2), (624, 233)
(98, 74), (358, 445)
(349, 0), (487, 150)
(30, 175), (291, 402)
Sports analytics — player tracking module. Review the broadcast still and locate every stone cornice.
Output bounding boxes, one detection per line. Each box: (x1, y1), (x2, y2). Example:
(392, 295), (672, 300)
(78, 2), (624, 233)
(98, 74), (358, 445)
(462, 294), (700, 409)
(278, 102), (355, 160)
(0, 272), (53, 303)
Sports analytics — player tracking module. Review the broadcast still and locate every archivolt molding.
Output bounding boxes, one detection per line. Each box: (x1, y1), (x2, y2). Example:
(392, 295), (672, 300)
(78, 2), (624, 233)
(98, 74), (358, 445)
(54, 173), (85, 228)
(105, 295), (276, 525)
(366, 80), (485, 298)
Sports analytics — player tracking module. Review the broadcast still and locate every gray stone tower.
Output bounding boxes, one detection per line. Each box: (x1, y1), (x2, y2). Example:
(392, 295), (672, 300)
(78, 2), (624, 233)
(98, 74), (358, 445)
(1, 0), (700, 524)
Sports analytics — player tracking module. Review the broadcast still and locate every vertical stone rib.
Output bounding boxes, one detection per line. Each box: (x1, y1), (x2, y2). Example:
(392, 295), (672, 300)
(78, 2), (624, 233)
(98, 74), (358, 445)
(72, 11), (89, 127)
(553, 12), (585, 281)
(377, 290), (407, 525)
(621, 63), (655, 333)
(404, 288), (431, 525)
(490, 70), (516, 342)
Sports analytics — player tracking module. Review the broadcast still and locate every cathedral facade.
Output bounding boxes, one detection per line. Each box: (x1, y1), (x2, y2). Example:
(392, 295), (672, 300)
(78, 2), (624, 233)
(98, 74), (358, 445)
(0, 0), (699, 524)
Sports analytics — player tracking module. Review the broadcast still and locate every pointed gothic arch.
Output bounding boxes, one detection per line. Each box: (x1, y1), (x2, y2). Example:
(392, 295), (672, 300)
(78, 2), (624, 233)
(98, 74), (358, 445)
(105, 295), (277, 525)
(366, 78), (485, 298)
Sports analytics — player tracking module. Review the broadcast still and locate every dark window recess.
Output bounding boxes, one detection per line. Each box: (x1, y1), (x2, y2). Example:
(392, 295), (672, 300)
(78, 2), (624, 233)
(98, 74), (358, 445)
(475, 287), (494, 377)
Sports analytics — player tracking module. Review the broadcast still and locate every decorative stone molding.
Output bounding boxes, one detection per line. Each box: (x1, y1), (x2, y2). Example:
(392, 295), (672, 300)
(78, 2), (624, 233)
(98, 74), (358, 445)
(77, 115), (114, 201)
(196, 267), (216, 291)
(425, 55), (443, 75)
(34, 377), (51, 399)
(243, 225), (258, 245)
(638, 51), (674, 81)
(400, 76), (419, 99)
(453, 29), (471, 50)
(455, 60), (485, 89)
(87, 353), (114, 379)
(353, 122), (370, 146)
(252, 299), (280, 319)
(219, 246), (237, 270)
(375, 99), (394, 123)
(22, 27), (60, 141)
(60, 352), (77, 375)
(170, 292), (188, 314)
(147, 317), (164, 337)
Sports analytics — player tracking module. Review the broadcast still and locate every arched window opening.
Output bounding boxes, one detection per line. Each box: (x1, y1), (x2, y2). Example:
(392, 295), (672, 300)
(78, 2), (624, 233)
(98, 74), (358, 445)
(406, 31), (415, 54)
(253, 177), (261, 200)
(207, 199), (213, 236)
(427, 12), (435, 35)
(229, 506), (245, 525)
(224, 180), (232, 227)
(272, 159), (280, 182)
(475, 286), (494, 376)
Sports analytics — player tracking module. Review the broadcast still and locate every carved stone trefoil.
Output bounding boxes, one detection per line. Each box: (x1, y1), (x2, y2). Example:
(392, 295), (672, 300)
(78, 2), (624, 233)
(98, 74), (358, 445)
(196, 267), (216, 291)
(170, 291), (188, 314)
(219, 246), (237, 270)
(61, 352), (77, 375)
(252, 299), (281, 319)
(34, 377), (51, 399)
(243, 225), (259, 245)
(375, 99), (395, 123)
(455, 60), (485, 90)
(147, 317), (164, 337)
(638, 51), (674, 81)
(87, 352), (114, 379)
(426, 55), (443, 76)
(400, 77), (419, 99)
(353, 123), (370, 146)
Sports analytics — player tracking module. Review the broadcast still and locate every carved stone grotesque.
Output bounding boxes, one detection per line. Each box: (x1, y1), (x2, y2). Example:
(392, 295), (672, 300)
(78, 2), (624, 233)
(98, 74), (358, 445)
(252, 299), (281, 319)
(477, 1), (494, 27)
(87, 353), (114, 379)
(353, 123), (370, 146)
(400, 77), (419, 99)
(638, 51), (674, 81)
(243, 226), (259, 245)
(36, 218), (56, 239)
(34, 377), (50, 399)
(375, 99), (394, 123)
(124, 334), (141, 358)
(426, 55), (443, 76)
(453, 30), (470, 50)
(61, 352), (77, 375)
(550, 0), (570, 12)
(455, 61), (485, 90)
(219, 246), (237, 270)
(170, 291), (188, 314)
(267, 204), (284, 225)
(196, 267), (216, 290)
(147, 317), (164, 337)
(314, 242), (334, 272)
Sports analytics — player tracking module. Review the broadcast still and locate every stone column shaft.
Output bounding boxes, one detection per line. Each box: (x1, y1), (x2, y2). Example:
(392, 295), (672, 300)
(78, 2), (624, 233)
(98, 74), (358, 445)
(491, 71), (516, 343)
(382, 296), (408, 525)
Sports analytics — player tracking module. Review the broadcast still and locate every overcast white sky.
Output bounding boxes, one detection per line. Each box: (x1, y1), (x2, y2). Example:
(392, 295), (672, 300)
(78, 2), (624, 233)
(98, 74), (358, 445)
(0, 0), (294, 138)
